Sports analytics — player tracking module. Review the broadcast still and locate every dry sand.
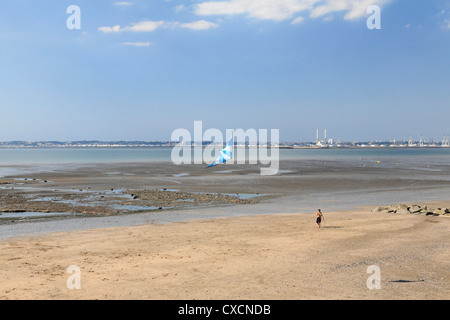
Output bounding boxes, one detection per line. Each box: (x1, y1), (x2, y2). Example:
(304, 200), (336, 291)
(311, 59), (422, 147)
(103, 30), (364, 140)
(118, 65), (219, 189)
(1, 202), (449, 300)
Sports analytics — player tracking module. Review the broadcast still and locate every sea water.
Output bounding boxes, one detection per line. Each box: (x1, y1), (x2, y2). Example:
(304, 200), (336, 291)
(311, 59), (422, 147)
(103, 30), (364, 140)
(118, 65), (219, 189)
(1, 147), (450, 177)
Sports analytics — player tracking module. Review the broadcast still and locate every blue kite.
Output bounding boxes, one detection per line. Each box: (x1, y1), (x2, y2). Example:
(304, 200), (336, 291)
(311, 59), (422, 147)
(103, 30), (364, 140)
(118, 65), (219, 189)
(207, 138), (233, 168)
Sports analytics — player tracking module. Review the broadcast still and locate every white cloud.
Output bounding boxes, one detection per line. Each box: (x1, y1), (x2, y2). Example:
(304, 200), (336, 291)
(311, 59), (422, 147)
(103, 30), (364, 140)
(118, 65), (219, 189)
(113, 1), (133, 6)
(194, 0), (391, 22)
(100, 0), (394, 36)
(121, 42), (152, 47)
(179, 20), (219, 30)
(291, 16), (304, 25)
(98, 25), (121, 33)
(99, 19), (218, 33)
(437, 7), (450, 30)
(315, 0), (390, 21)
(195, 0), (318, 21)
(344, 0), (389, 20)
(174, 4), (186, 13)
(124, 20), (165, 32)
(98, 20), (165, 33)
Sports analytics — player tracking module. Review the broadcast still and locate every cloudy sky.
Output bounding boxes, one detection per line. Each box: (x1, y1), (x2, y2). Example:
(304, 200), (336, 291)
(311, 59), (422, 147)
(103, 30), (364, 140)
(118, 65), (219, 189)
(1, 0), (449, 142)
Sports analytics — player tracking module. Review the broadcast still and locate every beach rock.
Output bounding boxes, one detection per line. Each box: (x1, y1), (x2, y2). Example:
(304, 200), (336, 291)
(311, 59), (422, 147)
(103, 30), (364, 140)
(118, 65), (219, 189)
(433, 208), (448, 216)
(391, 204), (410, 214)
(416, 206), (427, 214)
(382, 205), (397, 213)
(371, 206), (388, 212)
(409, 205), (422, 214)
(396, 207), (410, 214)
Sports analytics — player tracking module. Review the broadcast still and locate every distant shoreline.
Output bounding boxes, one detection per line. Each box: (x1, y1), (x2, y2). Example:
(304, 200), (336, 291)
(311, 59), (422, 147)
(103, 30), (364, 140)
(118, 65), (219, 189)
(1, 145), (450, 149)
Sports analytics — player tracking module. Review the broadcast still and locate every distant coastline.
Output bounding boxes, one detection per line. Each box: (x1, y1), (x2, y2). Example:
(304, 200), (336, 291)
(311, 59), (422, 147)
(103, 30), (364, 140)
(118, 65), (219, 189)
(1, 140), (449, 149)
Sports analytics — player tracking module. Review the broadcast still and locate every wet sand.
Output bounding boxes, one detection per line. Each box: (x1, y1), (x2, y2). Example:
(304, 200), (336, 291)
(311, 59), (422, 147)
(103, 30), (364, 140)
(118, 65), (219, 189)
(2, 159), (450, 220)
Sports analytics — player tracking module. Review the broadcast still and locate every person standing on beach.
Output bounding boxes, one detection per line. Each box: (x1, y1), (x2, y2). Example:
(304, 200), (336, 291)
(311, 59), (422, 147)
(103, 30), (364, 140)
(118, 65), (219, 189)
(316, 209), (324, 228)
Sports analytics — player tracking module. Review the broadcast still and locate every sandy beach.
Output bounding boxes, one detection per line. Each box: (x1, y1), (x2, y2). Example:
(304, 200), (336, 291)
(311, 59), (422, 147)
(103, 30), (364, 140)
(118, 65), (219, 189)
(1, 160), (450, 300)
(1, 203), (449, 300)
(3, 0), (450, 303)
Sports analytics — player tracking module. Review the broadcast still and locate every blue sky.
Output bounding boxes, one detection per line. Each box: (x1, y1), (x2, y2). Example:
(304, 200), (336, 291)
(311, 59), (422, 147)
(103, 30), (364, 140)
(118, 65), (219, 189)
(0, 0), (449, 142)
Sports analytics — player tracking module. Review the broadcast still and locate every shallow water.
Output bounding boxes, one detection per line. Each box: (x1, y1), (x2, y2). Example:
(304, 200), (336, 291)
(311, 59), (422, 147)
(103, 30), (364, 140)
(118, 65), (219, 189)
(0, 211), (75, 219)
(1, 147), (450, 177)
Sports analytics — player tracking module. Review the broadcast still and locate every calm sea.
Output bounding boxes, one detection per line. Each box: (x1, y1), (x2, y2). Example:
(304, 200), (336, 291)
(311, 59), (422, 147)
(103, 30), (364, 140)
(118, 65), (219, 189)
(0, 147), (450, 176)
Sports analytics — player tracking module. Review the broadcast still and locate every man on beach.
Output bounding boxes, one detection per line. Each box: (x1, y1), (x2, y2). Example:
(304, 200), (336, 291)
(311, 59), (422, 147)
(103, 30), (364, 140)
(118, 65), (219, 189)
(316, 209), (324, 228)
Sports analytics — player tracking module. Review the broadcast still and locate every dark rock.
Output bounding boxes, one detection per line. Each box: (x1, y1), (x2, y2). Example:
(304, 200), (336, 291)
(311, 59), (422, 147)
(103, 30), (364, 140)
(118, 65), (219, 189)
(409, 205), (422, 214)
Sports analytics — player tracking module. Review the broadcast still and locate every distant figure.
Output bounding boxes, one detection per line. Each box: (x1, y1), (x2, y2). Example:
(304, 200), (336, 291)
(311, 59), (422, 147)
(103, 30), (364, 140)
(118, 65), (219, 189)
(316, 209), (324, 228)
